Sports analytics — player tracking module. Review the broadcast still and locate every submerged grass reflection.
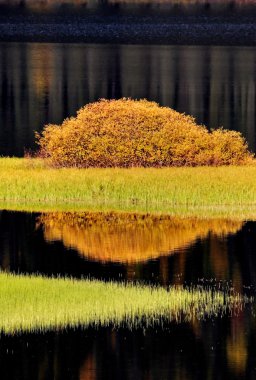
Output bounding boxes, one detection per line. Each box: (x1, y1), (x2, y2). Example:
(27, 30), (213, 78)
(0, 273), (249, 335)
(39, 212), (243, 263)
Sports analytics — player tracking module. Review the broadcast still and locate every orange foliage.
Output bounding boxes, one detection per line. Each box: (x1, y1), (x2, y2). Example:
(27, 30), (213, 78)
(227, 318), (248, 375)
(36, 99), (253, 168)
(38, 212), (243, 263)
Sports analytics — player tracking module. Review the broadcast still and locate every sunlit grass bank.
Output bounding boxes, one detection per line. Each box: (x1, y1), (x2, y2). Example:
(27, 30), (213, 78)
(1, 158), (256, 218)
(0, 273), (249, 334)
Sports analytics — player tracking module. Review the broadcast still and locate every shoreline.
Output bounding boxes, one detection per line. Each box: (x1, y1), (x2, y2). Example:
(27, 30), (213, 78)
(1, 15), (256, 45)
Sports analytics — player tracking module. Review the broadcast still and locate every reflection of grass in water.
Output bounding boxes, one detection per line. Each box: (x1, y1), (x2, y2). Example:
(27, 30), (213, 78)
(0, 273), (249, 335)
(39, 212), (243, 263)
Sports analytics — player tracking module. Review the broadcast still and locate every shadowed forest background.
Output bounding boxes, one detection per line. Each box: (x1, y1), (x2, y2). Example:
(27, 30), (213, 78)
(1, 43), (255, 156)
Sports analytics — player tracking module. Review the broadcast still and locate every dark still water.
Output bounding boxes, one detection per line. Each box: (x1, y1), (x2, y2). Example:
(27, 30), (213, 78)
(0, 210), (256, 289)
(1, 321), (256, 380)
(1, 43), (256, 156)
(0, 210), (256, 379)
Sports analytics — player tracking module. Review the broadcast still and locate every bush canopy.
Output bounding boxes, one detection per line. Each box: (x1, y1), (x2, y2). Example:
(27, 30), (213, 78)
(36, 99), (253, 167)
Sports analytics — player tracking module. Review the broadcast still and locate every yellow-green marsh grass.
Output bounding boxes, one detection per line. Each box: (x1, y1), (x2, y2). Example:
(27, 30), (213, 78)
(1, 158), (256, 218)
(0, 273), (250, 334)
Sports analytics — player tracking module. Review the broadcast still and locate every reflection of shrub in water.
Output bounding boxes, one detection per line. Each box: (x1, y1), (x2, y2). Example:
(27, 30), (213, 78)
(39, 212), (243, 263)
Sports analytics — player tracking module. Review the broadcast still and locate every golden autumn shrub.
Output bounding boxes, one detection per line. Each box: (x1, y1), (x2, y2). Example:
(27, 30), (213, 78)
(36, 99), (253, 167)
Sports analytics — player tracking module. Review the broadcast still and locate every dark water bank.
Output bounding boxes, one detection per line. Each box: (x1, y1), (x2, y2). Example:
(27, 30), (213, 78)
(1, 210), (256, 293)
(1, 15), (256, 45)
(1, 210), (256, 379)
(1, 43), (256, 156)
(1, 1), (256, 45)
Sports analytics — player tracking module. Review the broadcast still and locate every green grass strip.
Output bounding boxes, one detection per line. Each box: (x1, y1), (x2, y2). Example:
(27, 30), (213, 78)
(0, 273), (249, 334)
(1, 158), (256, 218)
